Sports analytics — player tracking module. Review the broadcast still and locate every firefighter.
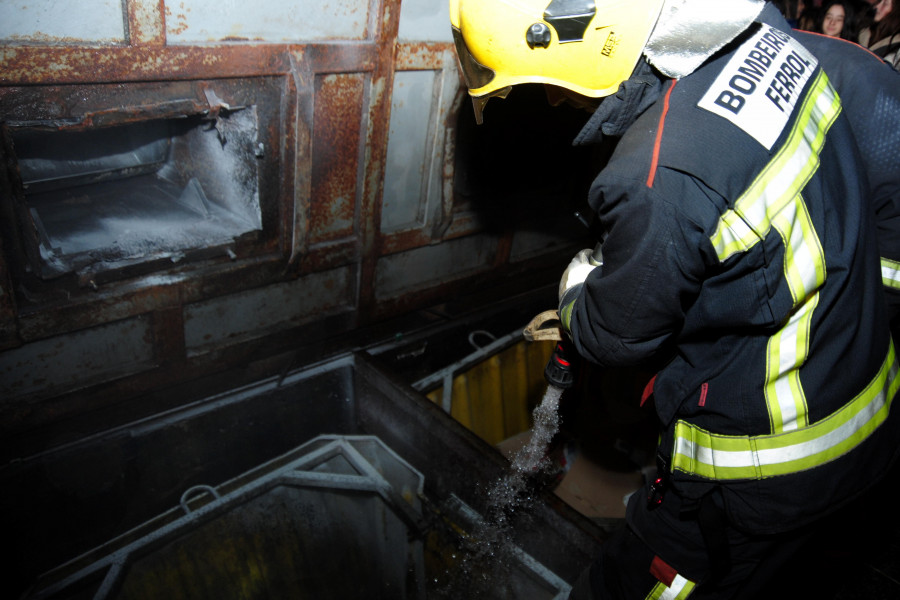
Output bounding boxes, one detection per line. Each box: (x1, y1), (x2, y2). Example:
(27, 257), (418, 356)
(451, 0), (900, 598)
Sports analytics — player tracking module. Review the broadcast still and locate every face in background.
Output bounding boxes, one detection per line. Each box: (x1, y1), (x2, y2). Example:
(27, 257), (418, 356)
(823, 4), (846, 36)
(875, 0), (893, 22)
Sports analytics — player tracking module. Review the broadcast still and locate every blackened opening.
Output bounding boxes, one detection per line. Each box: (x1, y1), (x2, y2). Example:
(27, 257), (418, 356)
(11, 109), (263, 279)
(452, 83), (604, 234)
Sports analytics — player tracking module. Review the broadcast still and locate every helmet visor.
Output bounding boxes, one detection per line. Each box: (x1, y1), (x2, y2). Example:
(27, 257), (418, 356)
(452, 26), (495, 91)
(452, 26), (512, 124)
(470, 85), (512, 124)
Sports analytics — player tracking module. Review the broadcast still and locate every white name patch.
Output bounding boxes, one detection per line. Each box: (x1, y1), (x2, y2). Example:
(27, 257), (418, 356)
(698, 24), (818, 150)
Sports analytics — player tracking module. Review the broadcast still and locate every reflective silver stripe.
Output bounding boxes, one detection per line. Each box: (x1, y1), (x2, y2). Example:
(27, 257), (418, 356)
(672, 341), (899, 480)
(882, 257), (900, 290)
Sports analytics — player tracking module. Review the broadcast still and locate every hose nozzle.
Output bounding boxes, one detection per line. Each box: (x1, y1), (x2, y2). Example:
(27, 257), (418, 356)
(545, 341), (577, 389)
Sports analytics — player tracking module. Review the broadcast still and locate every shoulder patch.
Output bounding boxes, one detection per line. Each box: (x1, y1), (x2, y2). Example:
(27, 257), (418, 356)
(698, 24), (819, 150)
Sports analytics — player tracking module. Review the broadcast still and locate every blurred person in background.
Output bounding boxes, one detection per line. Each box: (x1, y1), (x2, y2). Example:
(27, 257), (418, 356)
(857, 0), (878, 33)
(818, 0), (861, 40)
(774, 0), (806, 27)
(860, 0), (900, 67)
(798, 1), (822, 29)
(774, 0), (826, 31)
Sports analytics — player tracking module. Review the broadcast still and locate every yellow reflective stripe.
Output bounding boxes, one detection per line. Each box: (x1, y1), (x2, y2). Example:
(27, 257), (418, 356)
(646, 574), (696, 600)
(776, 195), (827, 304)
(559, 298), (575, 333)
(765, 194), (827, 432)
(708, 72), (838, 434)
(759, 74), (837, 431)
(882, 258), (900, 290)
(672, 341), (899, 480)
(712, 209), (759, 260)
(710, 71), (840, 262)
(765, 291), (819, 431)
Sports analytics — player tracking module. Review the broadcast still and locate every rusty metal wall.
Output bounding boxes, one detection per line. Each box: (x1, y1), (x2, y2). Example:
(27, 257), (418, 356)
(0, 0), (587, 445)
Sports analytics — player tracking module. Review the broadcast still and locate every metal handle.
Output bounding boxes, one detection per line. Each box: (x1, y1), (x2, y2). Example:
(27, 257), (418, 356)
(179, 484), (221, 515)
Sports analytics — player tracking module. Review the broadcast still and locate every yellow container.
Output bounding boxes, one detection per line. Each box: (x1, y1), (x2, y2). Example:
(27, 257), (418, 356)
(426, 339), (556, 445)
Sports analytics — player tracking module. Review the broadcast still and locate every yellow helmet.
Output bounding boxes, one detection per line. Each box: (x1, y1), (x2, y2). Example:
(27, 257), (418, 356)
(450, 0), (665, 123)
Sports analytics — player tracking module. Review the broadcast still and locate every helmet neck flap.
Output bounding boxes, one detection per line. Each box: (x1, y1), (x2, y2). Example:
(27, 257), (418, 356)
(644, 0), (766, 79)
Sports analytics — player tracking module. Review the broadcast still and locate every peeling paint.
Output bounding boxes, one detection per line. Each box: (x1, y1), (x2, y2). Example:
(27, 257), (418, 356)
(128, 0), (166, 46)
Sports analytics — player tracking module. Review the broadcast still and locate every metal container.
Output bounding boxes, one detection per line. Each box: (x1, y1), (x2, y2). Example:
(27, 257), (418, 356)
(8, 352), (602, 599)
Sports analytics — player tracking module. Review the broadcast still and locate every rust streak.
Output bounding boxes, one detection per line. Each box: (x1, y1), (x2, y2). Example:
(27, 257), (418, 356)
(310, 73), (365, 244)
(0, 46), (295, 86)
(394, 42), (455, 70)
(127, 0), (167, 47)
(306, 43), (378, 74)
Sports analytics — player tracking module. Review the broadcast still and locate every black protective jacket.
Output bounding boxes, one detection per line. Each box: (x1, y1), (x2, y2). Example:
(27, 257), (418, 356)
(561, 5), (900, 533)
(793, 29), (900, 333)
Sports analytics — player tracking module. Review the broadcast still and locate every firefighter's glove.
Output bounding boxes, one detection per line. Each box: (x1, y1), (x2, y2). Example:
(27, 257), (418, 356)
(558, 248), (599, 334)
(558, 248), (599, 301)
